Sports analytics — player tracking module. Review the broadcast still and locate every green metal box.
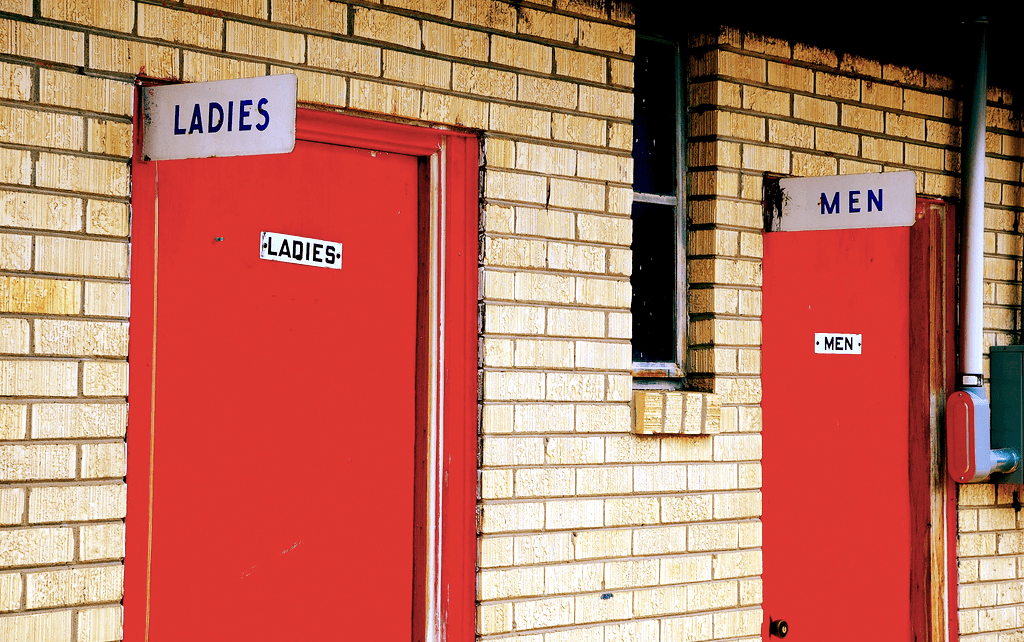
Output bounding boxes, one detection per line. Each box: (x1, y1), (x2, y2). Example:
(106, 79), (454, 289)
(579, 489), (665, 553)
(988, 345), (1024, 484)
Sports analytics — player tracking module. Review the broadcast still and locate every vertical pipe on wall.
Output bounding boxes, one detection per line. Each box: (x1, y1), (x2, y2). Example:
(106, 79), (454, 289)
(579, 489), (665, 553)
(959, 17), (988, 389)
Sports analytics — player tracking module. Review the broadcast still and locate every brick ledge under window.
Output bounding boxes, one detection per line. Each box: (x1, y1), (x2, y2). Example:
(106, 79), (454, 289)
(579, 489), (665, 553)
(632, 390), (722, 435)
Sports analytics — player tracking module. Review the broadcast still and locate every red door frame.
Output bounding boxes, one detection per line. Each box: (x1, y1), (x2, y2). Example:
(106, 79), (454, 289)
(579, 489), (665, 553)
(126, 107), (478, 641)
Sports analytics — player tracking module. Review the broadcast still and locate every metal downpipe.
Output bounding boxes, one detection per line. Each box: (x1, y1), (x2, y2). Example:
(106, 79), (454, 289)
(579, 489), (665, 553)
(950, 17), (1020, 481)
(959, 17), (988, 390)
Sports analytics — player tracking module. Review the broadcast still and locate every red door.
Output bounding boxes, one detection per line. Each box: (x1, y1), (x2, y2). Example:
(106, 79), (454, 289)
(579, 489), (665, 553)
(127, 116), (430, 640)
(762, 227), (912, 638)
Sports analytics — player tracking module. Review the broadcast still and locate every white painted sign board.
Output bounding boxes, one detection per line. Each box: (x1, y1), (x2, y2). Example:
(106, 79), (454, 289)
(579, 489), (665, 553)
(260, 231), (342, 270)
(778, 171), (916, 232)
(814, 333), (862, 354)
(142, 75), (297, 161)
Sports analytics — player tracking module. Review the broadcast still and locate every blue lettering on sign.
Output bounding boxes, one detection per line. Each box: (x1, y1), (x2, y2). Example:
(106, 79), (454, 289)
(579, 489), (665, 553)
(868, 189), (882, 212)
(821, 192), (840, 214)
(819, 188), (885, 215)
(171, 97), (271, 135)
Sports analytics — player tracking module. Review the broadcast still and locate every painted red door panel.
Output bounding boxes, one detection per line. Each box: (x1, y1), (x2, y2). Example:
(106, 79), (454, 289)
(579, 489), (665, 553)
(762, 227), (911, 639)
(130, 141), (419, 640)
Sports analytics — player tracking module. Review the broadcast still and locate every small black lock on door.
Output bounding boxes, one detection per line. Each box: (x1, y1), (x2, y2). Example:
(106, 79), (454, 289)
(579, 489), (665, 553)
(769, 618), (788, 638)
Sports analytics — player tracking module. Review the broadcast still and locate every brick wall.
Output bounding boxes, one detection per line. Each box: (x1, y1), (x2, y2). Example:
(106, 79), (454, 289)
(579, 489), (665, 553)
(0, 1), (1019, 641)
(689, 26), (1024, 641)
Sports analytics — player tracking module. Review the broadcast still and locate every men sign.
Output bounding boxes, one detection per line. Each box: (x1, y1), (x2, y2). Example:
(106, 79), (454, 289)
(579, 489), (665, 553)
(777, 171), (915, 232)
(142, 75), (297, 161)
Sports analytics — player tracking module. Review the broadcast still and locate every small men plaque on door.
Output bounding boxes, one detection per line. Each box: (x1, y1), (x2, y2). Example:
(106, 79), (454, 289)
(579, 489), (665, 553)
(814, 333), (862, 354)
(260, 231), (342, 269)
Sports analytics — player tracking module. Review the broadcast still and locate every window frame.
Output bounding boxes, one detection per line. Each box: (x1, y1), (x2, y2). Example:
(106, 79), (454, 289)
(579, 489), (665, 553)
(631, 33), (688, 386)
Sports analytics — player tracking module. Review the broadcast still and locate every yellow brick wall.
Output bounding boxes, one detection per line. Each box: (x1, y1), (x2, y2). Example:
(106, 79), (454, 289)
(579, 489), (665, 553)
(691, 26), (1024, 641)
(1, 1), (1016, 641)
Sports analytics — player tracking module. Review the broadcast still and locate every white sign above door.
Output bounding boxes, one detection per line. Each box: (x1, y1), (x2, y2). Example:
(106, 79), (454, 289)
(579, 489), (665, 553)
(142, 74), (297, 161)
(778, 171), (916, 232)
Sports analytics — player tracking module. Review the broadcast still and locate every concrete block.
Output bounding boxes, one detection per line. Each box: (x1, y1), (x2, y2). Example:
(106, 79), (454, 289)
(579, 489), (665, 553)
(25, 564), (123, 609)
(188, 0), (267, 19)
(89, 35), (178, 78)
(578, 85), (633, 119)
(513, 596), (573, 631)
(604, 559), (657, 591)
(661, 494), (713, 524)
(80, 522), (125, 562)
(767, 61), (812, 91)
(605, 496), (658, 526)
(0, 233), (30, 271)
(0, 403), (26, 439)
(815, 128), (858, 156)
(0, 191), (79, 232)
(575, 403), (630, 433)
(483, 371), (545, 401)
(861, 136), (903, 163)
(514, 532), (573, 564)
(453, 63), (515, 100)
(0, 527), (74, 566)
(480, 501), (545, 533)
(492, 35), (551, 74)
(490, 104), (552, 139)
(308, 37), (380, 76)
(349, 79), (420, 119)
(0, 19), (83, 66)
(354, 7), (420, 48)
(36, 236), (127, 278)
(87, 120), (131, 158)
(904, 89), (943, 117)
(384, 50), (451, 89)
(482, 436), (545, 466)
(0, 572), (21, 610)
(81, 443), (126, 479)
(76, 606), (122, 642)
(518, 7), (577, 43)
(516, 142), (577, 176)
(30, 483), (126, 523)
(271, 0), (347, 32)
(423, 22), (487, 61)
(633, 525), (687, 556)
(36, 153), (129, 198)
(0, 360), (77, 396)
(579, 19), (633, 55)
(574, 590), (632, 624)
(793, 95), (838, 125)
(484, 303), (545, 335)
(574, 276), (629, 307)
(477, 602), (512, 635)
(560, 49), (607, 84)
(455, 0), (514, 30)
(182, 51), (264, 83)
(34, 320), (127, 357)
(479, 535), (512, 567)
(547, 307), (604, 338)
(0, 444), (76, 481)
(519, 74), (577, 110)
(479, 566), (544, 600)
(841, 104), (884, 132)
(83, 361), (127, 396)
(660, 554), (712, 583)
(791, 152), (837, 177)
(226, 22), (304, 64)
(574, 528), (631, 559)
(545, 436), (604, 464)
(576, 466), (632, 495)
(514, 467), (574, 497)
(0, 611), (72, 642)
(552, 113), (606, 147)
(137, 4), (222, 49)
(32, 403), (126, 439)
